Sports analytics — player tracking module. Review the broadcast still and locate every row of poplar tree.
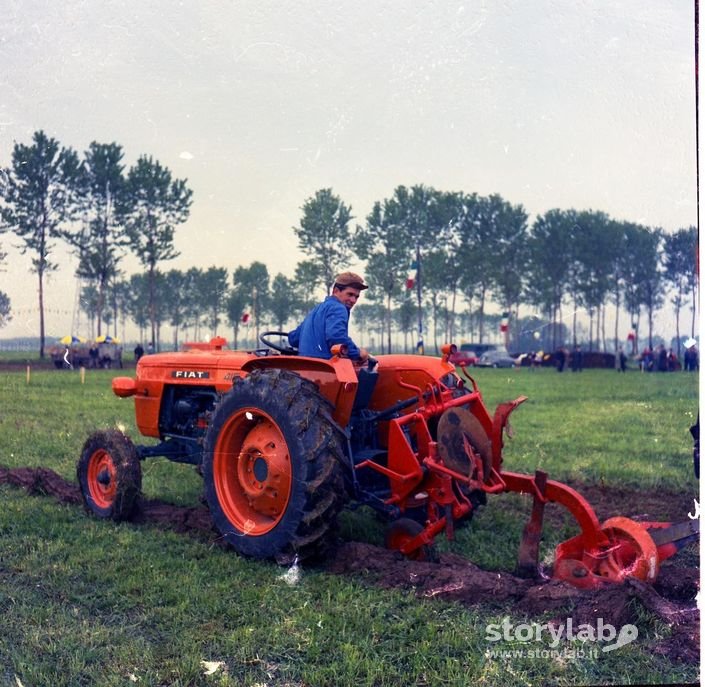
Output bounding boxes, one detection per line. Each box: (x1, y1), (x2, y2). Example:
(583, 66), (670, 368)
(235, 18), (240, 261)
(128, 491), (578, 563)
(0, 130), (698, 357)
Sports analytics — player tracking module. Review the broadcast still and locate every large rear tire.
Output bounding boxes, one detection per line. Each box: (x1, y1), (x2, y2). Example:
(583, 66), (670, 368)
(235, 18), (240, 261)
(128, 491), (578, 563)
(202, 368), (346, 562)
(77, 429), (142, 521)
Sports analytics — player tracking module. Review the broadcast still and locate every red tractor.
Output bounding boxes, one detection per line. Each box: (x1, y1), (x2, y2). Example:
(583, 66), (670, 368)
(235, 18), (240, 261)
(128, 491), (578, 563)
(77, 334), (697, 588)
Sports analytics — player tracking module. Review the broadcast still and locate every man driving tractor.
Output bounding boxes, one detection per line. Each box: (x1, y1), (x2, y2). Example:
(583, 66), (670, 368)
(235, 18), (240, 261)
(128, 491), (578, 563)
(288, 271), (370, 362)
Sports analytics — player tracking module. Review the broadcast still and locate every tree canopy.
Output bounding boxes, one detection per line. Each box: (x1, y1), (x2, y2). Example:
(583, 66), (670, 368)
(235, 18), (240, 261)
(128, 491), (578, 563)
(120, 155), (193, 346)
(0, 130), (82, 356)
(0, 130), (697, 356)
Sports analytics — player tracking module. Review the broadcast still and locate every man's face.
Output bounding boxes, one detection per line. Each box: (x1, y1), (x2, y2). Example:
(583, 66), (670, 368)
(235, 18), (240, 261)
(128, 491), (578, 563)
(332, 286), (361, 310)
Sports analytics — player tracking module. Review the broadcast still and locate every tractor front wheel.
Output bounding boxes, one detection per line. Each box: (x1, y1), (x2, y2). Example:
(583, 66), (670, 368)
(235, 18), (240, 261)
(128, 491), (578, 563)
(202, 368), (346, 563)
(77, 429), (142, 521)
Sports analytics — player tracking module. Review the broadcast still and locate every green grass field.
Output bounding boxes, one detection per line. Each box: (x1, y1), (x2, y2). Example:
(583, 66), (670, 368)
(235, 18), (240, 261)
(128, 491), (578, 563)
(0, 362), (699, 686)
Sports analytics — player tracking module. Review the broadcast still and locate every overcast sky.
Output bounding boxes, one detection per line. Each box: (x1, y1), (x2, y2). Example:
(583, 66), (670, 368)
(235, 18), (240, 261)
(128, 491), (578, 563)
(0, 1), (698, 342)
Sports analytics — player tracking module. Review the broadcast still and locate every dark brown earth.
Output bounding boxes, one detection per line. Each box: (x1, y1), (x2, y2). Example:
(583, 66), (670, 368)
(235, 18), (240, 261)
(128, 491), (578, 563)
(559, 482), (699, 526)
(0, 465), (699, 664)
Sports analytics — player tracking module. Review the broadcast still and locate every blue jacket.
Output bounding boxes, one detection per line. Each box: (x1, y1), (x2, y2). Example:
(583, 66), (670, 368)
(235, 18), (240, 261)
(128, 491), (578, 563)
(288, 296), (362, 360)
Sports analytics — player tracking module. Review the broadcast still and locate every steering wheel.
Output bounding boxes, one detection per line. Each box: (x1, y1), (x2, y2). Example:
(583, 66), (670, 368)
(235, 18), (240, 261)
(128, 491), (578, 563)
(259, 331), (298, 355)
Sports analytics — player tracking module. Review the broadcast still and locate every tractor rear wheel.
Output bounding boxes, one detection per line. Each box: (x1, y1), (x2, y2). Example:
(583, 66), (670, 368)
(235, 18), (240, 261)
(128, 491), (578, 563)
(77, 429), (142, 521)
(202, 368), (346, 563)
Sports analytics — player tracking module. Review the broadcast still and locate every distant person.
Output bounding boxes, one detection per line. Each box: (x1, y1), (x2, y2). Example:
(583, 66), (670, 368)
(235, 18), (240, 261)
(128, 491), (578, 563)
(555, 347), (566, 372)
(683, 346), (692, 371)
(616, 346), (627, 372)
(526, 351), (536, 371)
(684, 344), (699, 372)
(134, 343), (144, 363)
(657, 345), (668, 372)
(639, 347), (653, 372)
(147, 342), (155, 355)
(570, 345), (583, 372)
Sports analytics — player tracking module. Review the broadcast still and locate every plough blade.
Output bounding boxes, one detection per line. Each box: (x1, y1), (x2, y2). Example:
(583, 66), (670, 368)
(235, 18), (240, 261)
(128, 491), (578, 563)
(509, 468), (699, 589)
(553, 516), (660, 589)
(552, 517), (699, 590)
(648, 519), (700, 559)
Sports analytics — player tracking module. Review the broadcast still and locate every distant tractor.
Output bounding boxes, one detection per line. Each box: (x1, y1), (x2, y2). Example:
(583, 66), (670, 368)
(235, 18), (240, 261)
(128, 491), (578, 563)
(96, 342), (123, 369)
(48, 339), (122, 369)
(48, 342), (90, 369)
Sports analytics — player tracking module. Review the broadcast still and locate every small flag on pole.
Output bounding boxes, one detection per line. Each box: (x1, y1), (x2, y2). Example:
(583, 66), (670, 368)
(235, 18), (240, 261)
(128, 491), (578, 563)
(406, 260), (418, 289)
(242, 313), (250, 324)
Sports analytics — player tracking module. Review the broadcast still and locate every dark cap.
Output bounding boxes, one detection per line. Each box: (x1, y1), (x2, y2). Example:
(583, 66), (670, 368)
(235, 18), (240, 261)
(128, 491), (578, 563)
(333, 271), (368, 290)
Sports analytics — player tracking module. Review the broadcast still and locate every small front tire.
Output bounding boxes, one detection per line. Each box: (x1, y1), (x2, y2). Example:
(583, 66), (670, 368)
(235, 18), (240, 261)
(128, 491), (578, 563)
(77, 429), (142, 521)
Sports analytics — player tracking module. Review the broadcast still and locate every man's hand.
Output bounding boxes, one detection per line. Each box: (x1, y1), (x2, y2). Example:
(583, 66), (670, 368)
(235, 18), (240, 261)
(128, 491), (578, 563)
(352, 348), (371, 370)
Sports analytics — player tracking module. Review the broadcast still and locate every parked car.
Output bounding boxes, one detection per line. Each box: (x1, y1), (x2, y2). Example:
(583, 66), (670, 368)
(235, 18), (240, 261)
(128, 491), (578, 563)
(449, 343), (478, 366)
(476, 347), (517, 368)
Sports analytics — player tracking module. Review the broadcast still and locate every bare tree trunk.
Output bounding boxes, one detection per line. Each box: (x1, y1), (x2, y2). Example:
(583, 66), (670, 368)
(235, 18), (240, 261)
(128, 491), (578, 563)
(613, 290), (620, 352)
(571, 303), (577, 349)
(416, 245), (423, 353)
(38, 270), (46, 358)
(432, 295), (439, 355)
(674, 289), (682, 355)
(553, 303), (558, 350)
(634, 310), (641, 354)
(386, 293), (392, 354)
(97, 285), (104, 338)
(595, 305), (600, 351)
(443, 299), (450, 344)
(588, 310), (595, 352)
(113, 288), (119, 339)
(147, 262), (156, 349)
(478, 287), (486, 343)
(648, 306), (654, 349)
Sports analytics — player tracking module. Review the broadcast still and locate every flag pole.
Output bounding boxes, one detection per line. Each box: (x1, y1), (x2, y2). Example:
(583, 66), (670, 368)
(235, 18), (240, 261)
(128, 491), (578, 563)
(416, 241), (423, 354)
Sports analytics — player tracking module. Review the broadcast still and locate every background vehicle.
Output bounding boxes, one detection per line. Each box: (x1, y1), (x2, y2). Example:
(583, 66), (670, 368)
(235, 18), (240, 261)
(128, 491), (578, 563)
(449, 343), (478, 366)
(48, 342), (90, 369)
(96, 342), (123, 368)
(476, 347), (516, 368)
